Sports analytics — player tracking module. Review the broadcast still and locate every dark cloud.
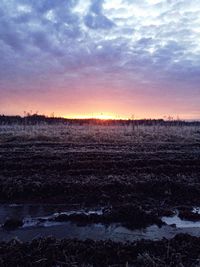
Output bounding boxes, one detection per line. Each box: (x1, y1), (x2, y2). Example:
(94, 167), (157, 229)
(90, 0), (104, 15)
(84, 13), (115, 29)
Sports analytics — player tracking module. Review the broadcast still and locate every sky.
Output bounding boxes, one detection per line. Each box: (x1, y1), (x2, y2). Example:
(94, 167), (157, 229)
(0, 0), (200, 120)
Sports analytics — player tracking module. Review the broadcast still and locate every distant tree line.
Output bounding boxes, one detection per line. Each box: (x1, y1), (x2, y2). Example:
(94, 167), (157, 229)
(0, 114), (199, 126)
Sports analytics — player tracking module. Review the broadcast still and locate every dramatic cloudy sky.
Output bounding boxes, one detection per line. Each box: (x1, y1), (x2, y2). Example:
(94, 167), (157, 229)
(0, 0), (200, 119)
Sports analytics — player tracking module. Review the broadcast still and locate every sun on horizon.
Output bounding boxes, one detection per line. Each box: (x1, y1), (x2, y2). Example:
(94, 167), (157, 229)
(63, 113), (122, 120)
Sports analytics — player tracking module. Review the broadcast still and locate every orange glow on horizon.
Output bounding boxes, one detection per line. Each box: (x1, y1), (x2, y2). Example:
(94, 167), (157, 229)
(63, 113), (129, 120)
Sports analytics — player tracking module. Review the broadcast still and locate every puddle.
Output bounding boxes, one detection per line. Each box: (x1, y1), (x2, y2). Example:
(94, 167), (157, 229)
(162, 209), (200, 228)
(162, 214), (200, 228)
(0, 205), (200, 243)
(0, 204), (102, 224)
(21, 208), (103, 228)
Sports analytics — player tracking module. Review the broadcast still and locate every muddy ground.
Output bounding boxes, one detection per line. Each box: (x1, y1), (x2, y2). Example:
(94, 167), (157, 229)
(0, 127), (200, 266)
(0, 140), (200, 208)
(0, 234), (200, 267)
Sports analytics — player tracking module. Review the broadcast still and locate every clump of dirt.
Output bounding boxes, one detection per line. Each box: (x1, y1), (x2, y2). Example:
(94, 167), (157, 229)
(52, 204), (163, 229)
(2, 219), (23, 230)
(178, 208), (200, 221)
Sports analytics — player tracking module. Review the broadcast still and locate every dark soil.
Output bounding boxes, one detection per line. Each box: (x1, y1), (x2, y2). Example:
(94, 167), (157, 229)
(0, 234), (199, 267)
(2, 219), (23, 230)
(0, 137), (200, 265)
(0, 141), (200, 209)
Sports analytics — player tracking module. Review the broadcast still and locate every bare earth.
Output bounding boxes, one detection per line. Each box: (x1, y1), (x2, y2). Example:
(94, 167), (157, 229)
(0, 124), (200, 266)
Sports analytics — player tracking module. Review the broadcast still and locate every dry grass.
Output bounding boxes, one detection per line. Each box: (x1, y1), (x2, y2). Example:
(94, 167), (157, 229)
(0, 123), (200, 143)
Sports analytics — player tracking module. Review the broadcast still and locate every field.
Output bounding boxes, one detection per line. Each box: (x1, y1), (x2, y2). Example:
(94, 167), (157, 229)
(0, 123), (200, 266)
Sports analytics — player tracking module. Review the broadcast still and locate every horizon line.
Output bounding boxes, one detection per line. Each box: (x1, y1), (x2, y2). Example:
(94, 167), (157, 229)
(1, 113), (200, 122)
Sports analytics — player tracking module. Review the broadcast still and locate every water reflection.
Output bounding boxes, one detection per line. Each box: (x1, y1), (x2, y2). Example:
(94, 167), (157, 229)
(0, 204), (200, 243)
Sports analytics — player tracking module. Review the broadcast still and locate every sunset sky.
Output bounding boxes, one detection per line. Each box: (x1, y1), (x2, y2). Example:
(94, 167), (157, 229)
(0, 0), (200, 120)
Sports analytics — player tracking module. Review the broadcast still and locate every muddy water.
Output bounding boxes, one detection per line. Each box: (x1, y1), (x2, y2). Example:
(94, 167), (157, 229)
(0, 205), (200, 242)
